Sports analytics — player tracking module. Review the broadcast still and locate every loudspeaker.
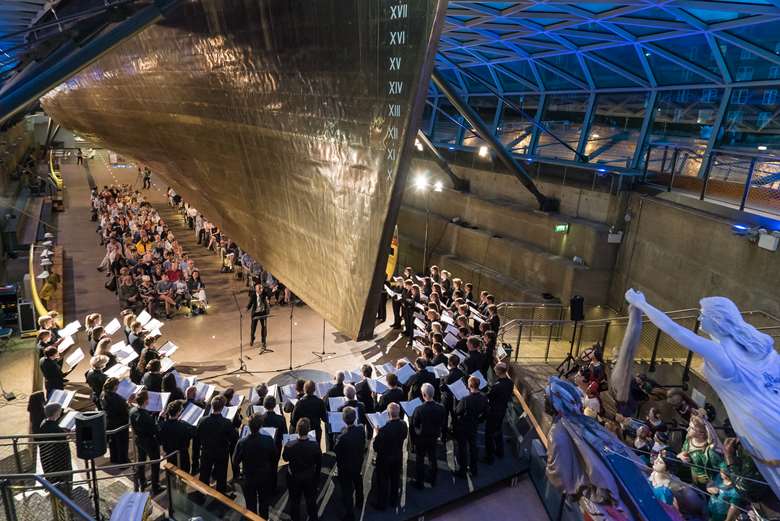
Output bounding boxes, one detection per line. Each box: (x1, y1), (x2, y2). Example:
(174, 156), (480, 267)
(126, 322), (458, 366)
(17, 300), (36, 332)
(75, 411), (107, 460)
(570, 295), (584, 322)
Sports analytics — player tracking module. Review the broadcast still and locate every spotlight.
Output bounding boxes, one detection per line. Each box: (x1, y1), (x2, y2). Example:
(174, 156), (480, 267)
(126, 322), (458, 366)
(433, 180), (444, 192)
(758, 145), (768, 151)
(415, 139), (424, 151)
(731, 224), (750, 236)
(414, 174), (428, 191)
(478, 145), (489, 158)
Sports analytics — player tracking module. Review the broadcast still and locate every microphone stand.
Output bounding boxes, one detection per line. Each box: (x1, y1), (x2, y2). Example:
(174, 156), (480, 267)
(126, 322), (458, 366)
(232, 290), (247, 372)
(311, 317), (335, 362)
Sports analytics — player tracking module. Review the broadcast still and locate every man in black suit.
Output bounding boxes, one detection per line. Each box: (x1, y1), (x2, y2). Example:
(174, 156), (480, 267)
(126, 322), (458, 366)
(372, 403), (407, 510)
(354, 364), (375, 414)
(194, 395), (238, 493)
(484, 362), (513, 463)
(233, 413), (278, 517)
(431, 343), (448, 366)
(407, 357), (437, 401)
(40, 346), (69, 399)
(338, 384), (366, 427)
(291, 380), (327, 443)
(130, 390), (165, 495)
(441, 354), (466, 441)
(247, 283), (270, 348)
(463, 336), (485, 376)
(376, 373), (405, 415)
(454, 376), (488, 477)
(283, 418), (322, 521)
(260, 395), (286, 492)
(159, 400), (196, 473)
(334, 407), (366, 521)
(325, 372), (346, 403)
(410, 383), (445, 488)
(39, 403), (72, 493)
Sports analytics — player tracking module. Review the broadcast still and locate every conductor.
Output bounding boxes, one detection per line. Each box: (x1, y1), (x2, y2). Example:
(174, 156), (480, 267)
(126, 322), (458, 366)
(247, 283), (270, 349)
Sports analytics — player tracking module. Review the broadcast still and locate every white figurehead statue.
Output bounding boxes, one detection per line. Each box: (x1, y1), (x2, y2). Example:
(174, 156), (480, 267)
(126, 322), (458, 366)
(625, 288), (780, 499)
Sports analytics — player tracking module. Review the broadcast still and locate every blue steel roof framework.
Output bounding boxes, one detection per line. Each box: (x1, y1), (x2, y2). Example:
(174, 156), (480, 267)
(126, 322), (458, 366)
(428, 1), (780, 179)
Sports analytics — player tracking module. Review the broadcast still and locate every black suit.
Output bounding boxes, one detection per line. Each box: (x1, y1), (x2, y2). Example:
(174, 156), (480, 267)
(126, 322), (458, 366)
(407, 369), (438, 402)
(442, 367), (465, 440)
(262, 410), (287, 491)
(39, 419), (72, 489)
(454, 392), (488, 475)
(291, 394), (327, 442)
(195, 413), (238, 493)
(283, 438), (322, 521)
(159, 418), (195, 473)
(247, 291), (269, 346)
(40, 357), (65, 398)
(485, 377), (513, 460)
(128, 333), (144, 354)
(411, 400), (445, 486)
(325, 382), (344, 401)
(432, 353), (448, 366)
(334, 425), (366, 521)
(372, 418), (408, 510)
(130, 407), (161, 491)
(463, 350), (485, 376)
(355, 379), (375, 413)
(142, 371), (163, 393)
(233, 432), (278, 516)
(102, 391), (129, 463)
(377, 387), (405, 415)
(86, 369), (107, 408)
(338, 399), (366, 429)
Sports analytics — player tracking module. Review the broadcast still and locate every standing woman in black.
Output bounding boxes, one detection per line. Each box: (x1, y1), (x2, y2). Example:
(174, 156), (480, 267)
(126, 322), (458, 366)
(86, 355), (109, 409)
(101, 377), (130, 464)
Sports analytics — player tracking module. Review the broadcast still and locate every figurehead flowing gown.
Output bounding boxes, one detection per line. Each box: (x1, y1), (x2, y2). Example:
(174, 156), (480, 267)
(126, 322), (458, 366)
(702, 341), (780, 498)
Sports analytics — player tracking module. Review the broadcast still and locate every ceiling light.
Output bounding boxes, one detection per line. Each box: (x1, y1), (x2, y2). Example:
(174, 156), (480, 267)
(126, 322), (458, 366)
(414, 174), (428, 191)
(478, 145), (489, 158)
(758, 145), (768, 151)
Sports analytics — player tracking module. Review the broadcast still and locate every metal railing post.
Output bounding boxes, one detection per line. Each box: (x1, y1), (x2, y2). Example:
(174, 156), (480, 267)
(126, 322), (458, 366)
(649, 329), (662, 372)
(0, 479), (18, 521)
(699, 155), (712, 200)
(667, 148), (679, 192)
(514, 323), (522, 362)
(11, 438), (23, 473)
(739, 157), (757, 211)
(166, 467), (174, 519)
(642, 145), (651, 182)
(545, 324), (554, 363)
(601, 321), (610, 350)
(681, 320), (700, 389)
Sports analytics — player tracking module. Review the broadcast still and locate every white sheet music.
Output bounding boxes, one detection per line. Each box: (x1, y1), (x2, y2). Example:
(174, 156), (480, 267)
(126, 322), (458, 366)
(180, 402), (205, 426)
(145, 392), (171, 413)
(444, 333), (459, 349)
(451, 350), (467, 364)
(116, 379), (143, 400)
(426, 363), (449, 379)
(195, 382), (215, 403)
(105, 364), (129, 379)
(328, 397), (347, 411)
(400, 398), (422, 417)
(57, 336), (74, 354)
(64, 348), (84, 369)
(60, 320), (82, 338)
(172, 371), (197, 391)
(252, 404), (283, 416)
(281, 384), (298, 401)
(59, 410), (78, 431)
(440, 313), (454, 325)
(221, 405), (239, 421)
(283, 431), (316, 445)
(343, 370), (362, 383)
(447, 379), (469, 401)
(375, 362), (396, 377)
(114, 346), (138, 365)
(110, 340), (127, 354)
(470, 370), (488, 389)
(315, 381), (334, 398)
(249, 384), (278, 405)
(104, 318), (121, 336)
(367, 377), (389, 394)
(159, 357), (175, 373)
(229, 394), (244, 407)
(47, 389), (75, 409)
(395, 363), (416, 385)
(365, 411), (389, 430)
(261, 427), (277, 439)
(143, 319), (164, 333)
(136, 310), (152, 327)
(496, 344), (508, 360)
(158, 341), (178, 357)
(327, 411), (346, 432)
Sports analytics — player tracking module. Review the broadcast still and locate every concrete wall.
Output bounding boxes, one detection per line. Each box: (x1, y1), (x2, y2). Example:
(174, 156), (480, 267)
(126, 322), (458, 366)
(609, 192), (780, 317)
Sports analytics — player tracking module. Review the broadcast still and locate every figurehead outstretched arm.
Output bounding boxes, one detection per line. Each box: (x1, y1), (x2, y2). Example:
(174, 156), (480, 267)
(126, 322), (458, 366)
(625, 289), (731, 376)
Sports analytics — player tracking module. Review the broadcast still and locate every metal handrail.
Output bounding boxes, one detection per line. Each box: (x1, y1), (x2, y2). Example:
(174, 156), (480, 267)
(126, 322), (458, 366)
(0, 423), (129, 442)
(34, 476), (94, 521)
(0, 450), (176, 480)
